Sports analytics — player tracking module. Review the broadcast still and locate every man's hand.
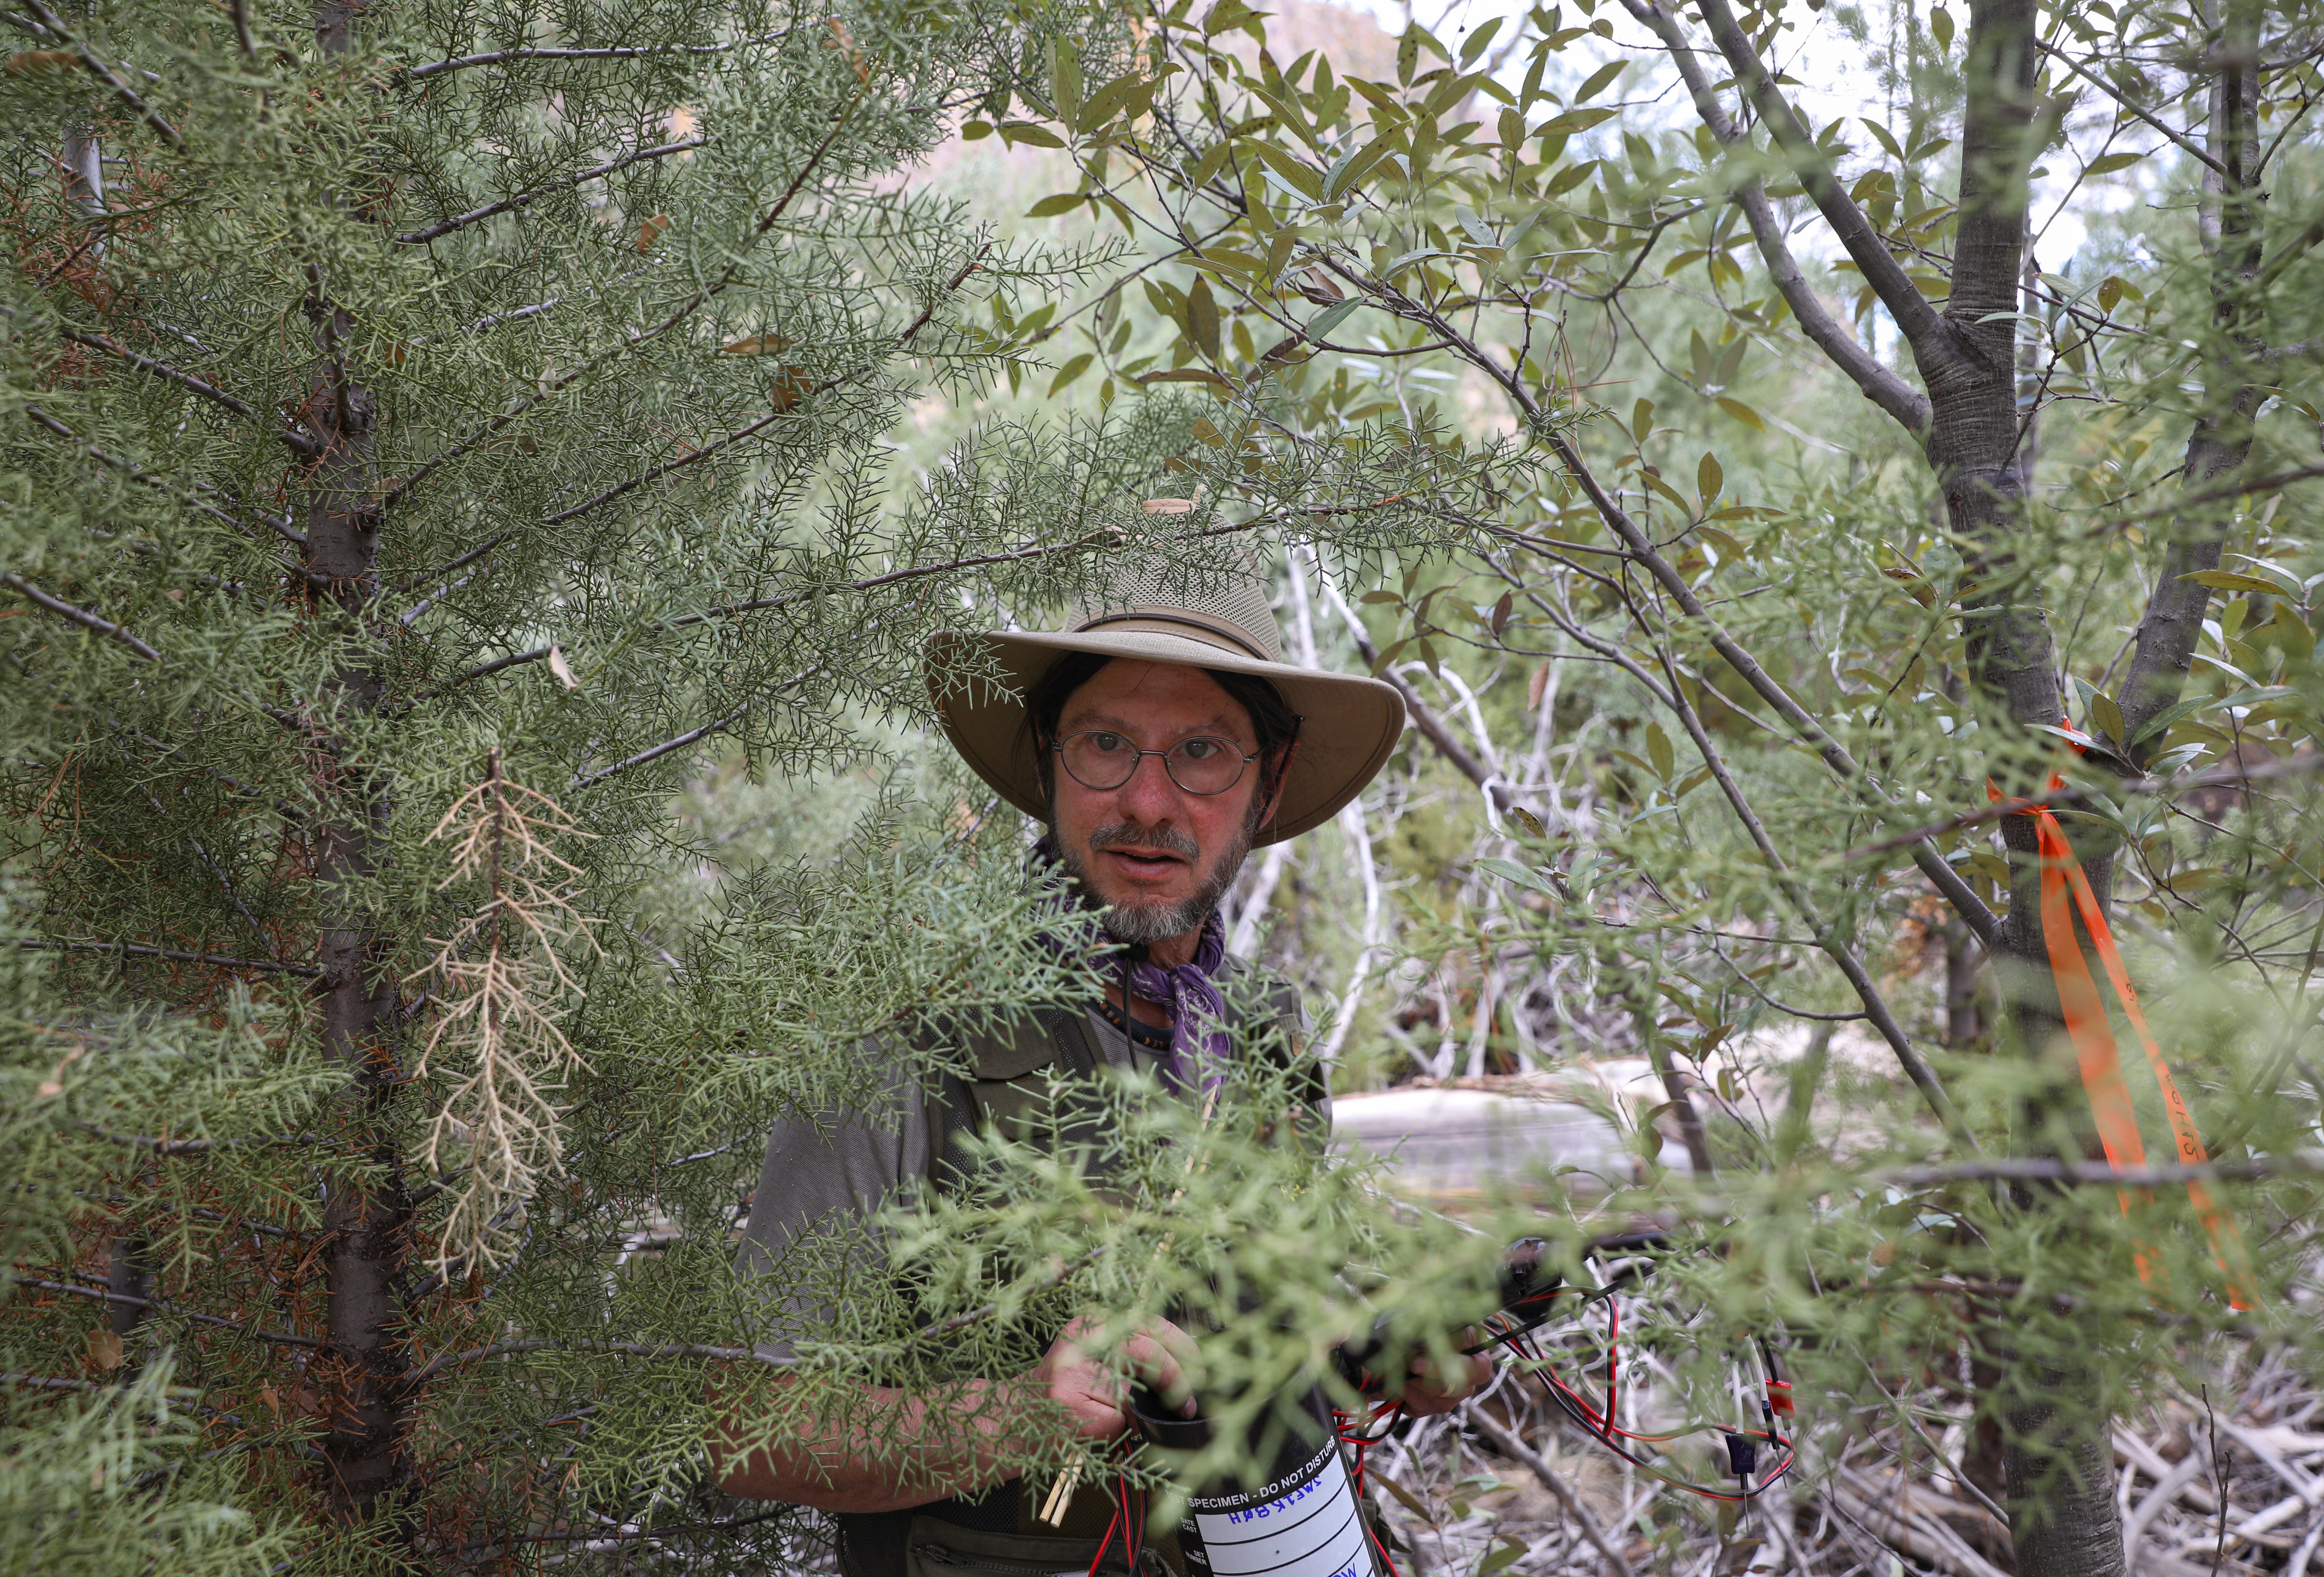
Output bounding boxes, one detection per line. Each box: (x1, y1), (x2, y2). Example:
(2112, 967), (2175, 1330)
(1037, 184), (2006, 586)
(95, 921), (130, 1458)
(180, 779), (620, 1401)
(1028, 1314), (1204, 1441)
(1400, 1337), (1494, 1418)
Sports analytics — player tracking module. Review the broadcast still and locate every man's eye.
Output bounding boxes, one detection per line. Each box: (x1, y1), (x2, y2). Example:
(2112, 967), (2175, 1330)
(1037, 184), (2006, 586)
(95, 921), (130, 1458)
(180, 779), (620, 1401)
(1086, 732), (1127, 753)
(1179, 738), (1222, 760)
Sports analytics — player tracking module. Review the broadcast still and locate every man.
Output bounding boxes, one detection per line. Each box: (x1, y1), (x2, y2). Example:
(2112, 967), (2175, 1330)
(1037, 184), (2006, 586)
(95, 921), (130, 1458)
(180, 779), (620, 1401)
(715, 567), (1489, 1575)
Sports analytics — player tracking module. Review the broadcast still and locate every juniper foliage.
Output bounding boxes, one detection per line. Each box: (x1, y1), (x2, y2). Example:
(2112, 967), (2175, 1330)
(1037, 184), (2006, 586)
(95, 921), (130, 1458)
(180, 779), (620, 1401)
(0, 0), (1473, 1566)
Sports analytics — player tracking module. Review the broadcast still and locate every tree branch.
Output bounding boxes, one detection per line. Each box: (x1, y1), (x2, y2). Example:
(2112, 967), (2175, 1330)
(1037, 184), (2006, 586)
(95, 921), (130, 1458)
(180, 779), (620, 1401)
(407, 1336), (783, 1386)
(18, 1278), (322, 1348)
(404, 242), (990, 589)
(22, 404), (304, 545)
(1308, 255), (2000, 945)
(49, 326), (260, 423)
(573, 703), (751, 790)
(393, 138), (705, 245)
(400, 32), (793, 81)
(1, 572), (162, 661)
(1518, 573), (1972, 1143)
(10, 938), (322, 975)
(1837, 750), (2324, 863)
(1463, 1403), (1637, 1577)
(14, 0), (182, 149)
(79, 1125), (334, 1155)
(2037, 41), (2230, 177)
(1876, 1153), (2324, 1190)
(2115, 11), (2269, 762)
(1312, 571), (1512, 810)
(1690, 0), (1960, 361)
(379, 85), (869, 512)
(1617, 0), (1933, 433)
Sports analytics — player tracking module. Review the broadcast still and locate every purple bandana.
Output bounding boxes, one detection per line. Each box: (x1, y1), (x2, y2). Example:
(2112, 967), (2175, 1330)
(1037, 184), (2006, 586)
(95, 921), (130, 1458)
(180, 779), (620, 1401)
(1033, 838), (1233, 1096)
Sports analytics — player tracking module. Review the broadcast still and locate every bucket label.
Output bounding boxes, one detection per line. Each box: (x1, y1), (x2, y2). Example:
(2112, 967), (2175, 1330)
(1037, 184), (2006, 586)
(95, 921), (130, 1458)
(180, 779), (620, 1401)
(1184, 1436), (1373, 1577)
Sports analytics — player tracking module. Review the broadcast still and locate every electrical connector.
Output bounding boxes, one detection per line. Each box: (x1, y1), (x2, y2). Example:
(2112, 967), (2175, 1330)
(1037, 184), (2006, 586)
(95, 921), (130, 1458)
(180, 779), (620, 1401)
(1764, 1379), (1794, 1418)
(1724, 1431), (1759, 1483)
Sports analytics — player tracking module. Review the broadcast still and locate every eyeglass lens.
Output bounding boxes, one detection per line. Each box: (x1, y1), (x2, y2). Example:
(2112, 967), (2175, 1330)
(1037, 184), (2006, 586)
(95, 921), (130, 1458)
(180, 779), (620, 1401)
(1058, 730), (1249, 795)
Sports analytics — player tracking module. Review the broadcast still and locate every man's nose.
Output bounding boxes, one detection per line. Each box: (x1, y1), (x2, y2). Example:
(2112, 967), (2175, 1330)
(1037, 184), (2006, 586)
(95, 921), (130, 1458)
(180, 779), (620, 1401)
(1114, 750), (1186, 819)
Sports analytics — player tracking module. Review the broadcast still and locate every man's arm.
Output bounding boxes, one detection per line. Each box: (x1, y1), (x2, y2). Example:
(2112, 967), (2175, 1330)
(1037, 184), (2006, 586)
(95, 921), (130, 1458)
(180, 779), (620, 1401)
(711, 1316), (1202, 1511)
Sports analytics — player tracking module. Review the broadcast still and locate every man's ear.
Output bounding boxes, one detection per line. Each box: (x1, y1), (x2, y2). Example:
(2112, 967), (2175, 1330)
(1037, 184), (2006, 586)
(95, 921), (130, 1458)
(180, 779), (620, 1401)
(1255, 739), (1300, 832)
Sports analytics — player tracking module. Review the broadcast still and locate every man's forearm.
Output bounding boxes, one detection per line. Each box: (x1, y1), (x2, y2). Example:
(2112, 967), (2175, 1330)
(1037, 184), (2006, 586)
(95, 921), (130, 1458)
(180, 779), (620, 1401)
(711, 1375), (1049, 1513)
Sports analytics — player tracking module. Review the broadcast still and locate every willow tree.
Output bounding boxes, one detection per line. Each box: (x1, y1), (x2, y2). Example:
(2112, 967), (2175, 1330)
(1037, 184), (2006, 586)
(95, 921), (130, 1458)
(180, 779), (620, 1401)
(0, 0), (1302, 1567)
(980, 0), (2324, 1574)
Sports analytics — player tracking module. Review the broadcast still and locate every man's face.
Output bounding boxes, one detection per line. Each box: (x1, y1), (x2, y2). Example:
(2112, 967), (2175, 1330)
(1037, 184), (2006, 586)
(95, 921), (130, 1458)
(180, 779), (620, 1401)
(1047, 659), (1276, 947)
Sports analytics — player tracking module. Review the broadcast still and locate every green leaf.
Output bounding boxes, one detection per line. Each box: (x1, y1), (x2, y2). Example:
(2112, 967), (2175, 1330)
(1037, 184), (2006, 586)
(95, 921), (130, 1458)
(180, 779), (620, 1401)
(2098, 275), (2124, 313)
(1861, 117), (1906, 163)
(2184, 570), (2288, 596)
(1305, 299), (1361, 342)
(2088, 688), (2125, 746)
(1646, 720), (1674, 779)
(1477, 858), (1560, 898)
(2086, 150), (2143, 175)
(1498, 107), (1526, 150)
(1715, 396), (1765, 431)
(1544, 158), (1599, 196)
(999, 121), (1066, 149)
(1491, 591), (1513, 633)
(1460, 16), (1503, 64)
(1930, 5), (1955, 47)
(1539, 106), (1617, 134)
(1630, 397), (1655, 443)
(1078, 71), (1146, 134)
(1574, 59), (1625, 102)
(1048, 353), (1093, 397)
(1325, 133), (1395, 198)
(1698, 451), (1723, 502)
(1048, 38), (1082, 128)
(2128, 685), (2296, 745)
(1025, 193), (1086, 217)
(1185, 275), (1222, 361)
(1480, 1537), (1527, 1576)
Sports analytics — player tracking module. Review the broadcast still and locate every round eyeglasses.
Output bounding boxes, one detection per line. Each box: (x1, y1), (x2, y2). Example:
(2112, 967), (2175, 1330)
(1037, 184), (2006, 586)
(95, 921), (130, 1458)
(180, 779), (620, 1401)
(1052, 729), (1258, 796)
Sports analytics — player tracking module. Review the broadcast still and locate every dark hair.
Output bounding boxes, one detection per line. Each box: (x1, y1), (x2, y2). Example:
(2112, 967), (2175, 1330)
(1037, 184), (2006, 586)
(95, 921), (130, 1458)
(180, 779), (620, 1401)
(1025, 652), (1300, 813)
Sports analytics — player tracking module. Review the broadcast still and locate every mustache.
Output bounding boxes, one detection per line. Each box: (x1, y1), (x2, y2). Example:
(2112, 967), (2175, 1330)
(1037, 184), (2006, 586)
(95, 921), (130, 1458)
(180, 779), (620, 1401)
(1087, 822), (1200, 861)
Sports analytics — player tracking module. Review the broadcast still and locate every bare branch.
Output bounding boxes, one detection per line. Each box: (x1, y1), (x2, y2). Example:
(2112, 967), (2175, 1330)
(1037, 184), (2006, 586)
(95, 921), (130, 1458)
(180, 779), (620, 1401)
(394, 139), (705, 245)
(2038, 41), (2230, 176)
(1, 572), (162, 661)
(1463, 1403), (1637, 1577)
(1690, 0), (1960, 362)
(1619, 0), (1932, 432)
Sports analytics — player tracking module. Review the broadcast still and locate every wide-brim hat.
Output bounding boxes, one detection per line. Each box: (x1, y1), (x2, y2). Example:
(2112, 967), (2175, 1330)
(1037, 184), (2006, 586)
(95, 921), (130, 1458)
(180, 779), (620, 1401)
(925, 565), (1405, 845)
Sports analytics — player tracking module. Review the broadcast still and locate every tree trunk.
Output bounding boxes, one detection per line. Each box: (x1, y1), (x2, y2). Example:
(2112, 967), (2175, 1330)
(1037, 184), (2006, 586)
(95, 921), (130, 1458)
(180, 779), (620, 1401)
(307, 0), (408, 1529)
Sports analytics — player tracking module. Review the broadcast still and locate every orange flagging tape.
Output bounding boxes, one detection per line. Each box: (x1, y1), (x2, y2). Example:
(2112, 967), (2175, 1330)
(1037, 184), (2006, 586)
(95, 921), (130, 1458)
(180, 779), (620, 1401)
(1989, 764), (2257, 1311)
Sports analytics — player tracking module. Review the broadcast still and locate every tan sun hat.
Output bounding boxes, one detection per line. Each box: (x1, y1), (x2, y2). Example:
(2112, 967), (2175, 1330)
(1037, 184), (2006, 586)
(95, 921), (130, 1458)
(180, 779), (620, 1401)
(924, 564), (1406, 845)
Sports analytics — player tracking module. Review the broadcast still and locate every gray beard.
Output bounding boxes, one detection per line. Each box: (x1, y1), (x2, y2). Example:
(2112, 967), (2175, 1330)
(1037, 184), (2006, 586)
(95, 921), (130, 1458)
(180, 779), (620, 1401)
(1054, 820), (1255, 947)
